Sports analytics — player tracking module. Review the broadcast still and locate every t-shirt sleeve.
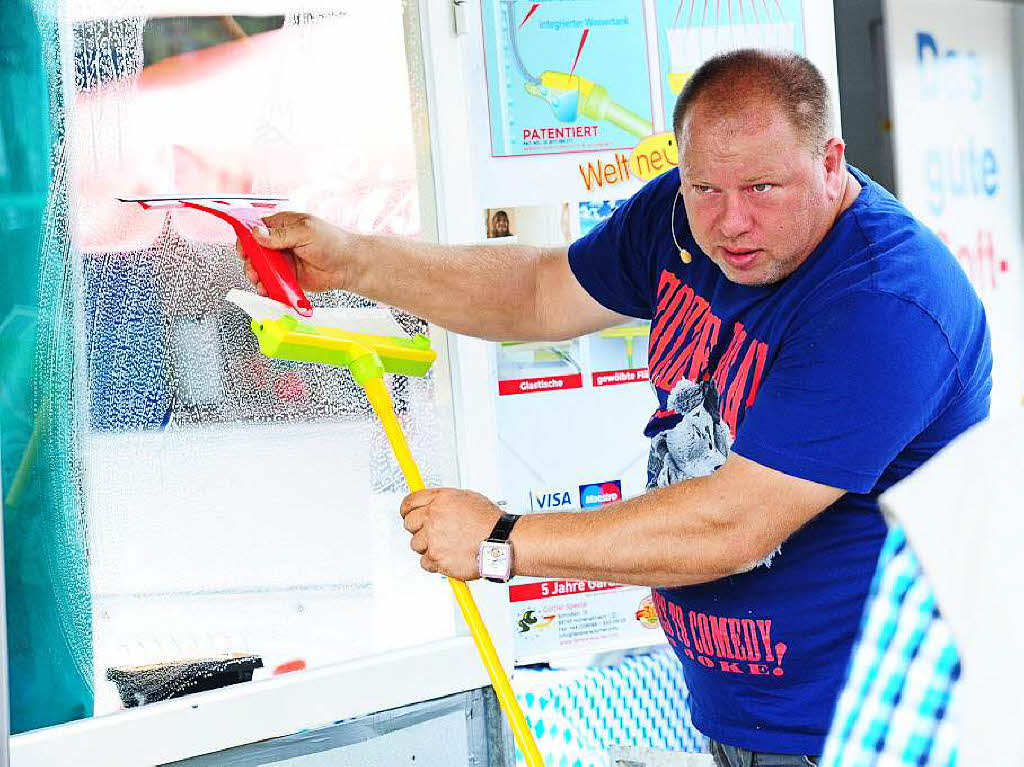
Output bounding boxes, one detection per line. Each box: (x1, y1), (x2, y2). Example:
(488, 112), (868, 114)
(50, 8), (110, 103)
(731, 290), (963, 493)
(567, 175), (672, 320)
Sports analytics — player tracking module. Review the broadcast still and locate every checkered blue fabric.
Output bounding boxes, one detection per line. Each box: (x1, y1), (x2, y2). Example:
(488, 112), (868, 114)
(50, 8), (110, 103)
(515, 649), (704, 766)
(821, 525), (961, 767)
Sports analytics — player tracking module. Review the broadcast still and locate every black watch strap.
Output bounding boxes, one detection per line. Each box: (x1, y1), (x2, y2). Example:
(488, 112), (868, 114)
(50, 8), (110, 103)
(486, 512), (521, 543)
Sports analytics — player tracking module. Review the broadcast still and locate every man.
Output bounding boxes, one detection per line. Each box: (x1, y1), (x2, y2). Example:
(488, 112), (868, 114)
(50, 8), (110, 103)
(243, 51), (991, 766)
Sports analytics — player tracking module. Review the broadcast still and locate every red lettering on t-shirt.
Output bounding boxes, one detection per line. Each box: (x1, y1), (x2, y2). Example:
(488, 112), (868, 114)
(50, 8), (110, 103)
(650, 284), (695, 372)
(648, 274), (771, 429)
(757, 619), (775, 662)
(712, 323), (748, 393)
(688, 313), (722, 381)
(656, 269), (682, 308)
(727, 618), (748, 661)
(709, 615), (736, 659)
(669, 602), (692, 649)
(653, 296), (710, 388)
(742, 619), (762, 662)
(723, 339), (759, 434)
(690, 610), (715, 655)
(662, 309), (722, 386)
(665, 610), (787, 678)
(746, 342), (769, 408)
(652, 591), (676, 640)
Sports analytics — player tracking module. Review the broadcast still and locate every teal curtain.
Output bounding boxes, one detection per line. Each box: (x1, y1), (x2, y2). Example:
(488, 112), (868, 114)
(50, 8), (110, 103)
(1, 1), (93, 732)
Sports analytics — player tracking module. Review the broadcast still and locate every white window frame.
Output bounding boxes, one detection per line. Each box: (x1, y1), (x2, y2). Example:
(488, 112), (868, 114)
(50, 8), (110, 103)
(11, 1), (512, 764)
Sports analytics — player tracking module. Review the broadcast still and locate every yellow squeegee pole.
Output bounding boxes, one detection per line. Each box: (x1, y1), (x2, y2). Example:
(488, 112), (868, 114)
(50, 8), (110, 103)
(361, 375), (544, 767)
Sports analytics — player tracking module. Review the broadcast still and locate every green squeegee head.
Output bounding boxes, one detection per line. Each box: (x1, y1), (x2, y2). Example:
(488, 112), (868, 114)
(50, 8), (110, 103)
(252, 314), (436, 385)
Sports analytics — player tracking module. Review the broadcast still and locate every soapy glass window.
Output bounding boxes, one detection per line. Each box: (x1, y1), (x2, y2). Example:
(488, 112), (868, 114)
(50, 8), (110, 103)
(70, 5), (456, 715)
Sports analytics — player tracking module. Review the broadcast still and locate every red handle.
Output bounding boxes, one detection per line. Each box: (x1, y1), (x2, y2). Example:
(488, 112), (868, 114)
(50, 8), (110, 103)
(181, 201), (313, 317)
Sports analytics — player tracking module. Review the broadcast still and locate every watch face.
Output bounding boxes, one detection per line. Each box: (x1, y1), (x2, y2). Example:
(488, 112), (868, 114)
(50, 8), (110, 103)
(479, 541), (512, 581)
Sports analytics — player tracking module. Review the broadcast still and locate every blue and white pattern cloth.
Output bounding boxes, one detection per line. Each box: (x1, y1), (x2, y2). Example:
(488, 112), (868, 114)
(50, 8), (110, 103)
(513, 526), (965, 767)
(821, 525), (961, 767)
(515, 649), (704, 767)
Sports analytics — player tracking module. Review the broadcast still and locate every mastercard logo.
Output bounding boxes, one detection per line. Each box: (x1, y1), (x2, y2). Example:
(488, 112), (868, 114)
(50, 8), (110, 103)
(579, 480), (622, 508)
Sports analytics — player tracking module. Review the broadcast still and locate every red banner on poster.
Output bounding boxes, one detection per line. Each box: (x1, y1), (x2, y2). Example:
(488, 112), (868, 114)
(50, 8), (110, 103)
(508, 579), (625, 603)
(591, 367), (649, 387)
(498, 374), (583, 396)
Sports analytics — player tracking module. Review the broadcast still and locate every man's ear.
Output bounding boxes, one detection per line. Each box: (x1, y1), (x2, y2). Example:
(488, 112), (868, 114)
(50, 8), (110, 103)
(822, 137), (847, 200)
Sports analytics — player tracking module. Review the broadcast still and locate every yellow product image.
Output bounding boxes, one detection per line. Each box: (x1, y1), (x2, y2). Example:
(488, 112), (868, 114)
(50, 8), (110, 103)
(526, 71), (653, 139)
(668, 71), (692, 94)
(499, 340), (582, 380)
(598, 323), (651, 369)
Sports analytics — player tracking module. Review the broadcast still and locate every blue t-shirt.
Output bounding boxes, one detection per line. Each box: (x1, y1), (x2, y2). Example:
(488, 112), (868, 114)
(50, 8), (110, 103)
(567, 167), (991, 754)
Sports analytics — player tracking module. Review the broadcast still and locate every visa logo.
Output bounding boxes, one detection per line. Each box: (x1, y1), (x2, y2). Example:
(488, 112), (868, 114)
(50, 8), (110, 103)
(579, 480), (623, 509)
(530, 489), (575, 511)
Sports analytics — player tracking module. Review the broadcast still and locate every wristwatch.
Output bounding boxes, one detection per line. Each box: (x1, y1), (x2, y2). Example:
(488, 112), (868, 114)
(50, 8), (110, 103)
(478, 513), (521, 583)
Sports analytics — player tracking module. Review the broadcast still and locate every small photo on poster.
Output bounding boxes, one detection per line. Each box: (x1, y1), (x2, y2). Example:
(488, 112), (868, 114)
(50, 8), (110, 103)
(487, 203), (573, 246)
(497, 339), (584, 396)
(485, 208), (515, 239)
(480, 0), (655, 157)
(579, 198), (627, 237)
(590, 320), (651, 387)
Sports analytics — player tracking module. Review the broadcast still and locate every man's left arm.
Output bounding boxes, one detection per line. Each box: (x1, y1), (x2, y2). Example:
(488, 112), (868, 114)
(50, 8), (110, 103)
(400, 453), (842, 586)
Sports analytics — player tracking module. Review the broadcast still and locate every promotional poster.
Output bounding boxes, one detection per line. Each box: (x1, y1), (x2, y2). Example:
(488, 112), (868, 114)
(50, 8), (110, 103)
(480, 0), (655, 157)
(885, 0), (1024, 411)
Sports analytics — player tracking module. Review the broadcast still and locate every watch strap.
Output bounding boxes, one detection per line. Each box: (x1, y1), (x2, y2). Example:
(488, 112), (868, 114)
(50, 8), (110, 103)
(486, 512), (521, 543)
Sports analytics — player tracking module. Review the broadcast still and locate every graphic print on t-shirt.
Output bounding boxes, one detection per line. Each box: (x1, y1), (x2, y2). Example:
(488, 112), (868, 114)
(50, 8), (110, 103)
(651, 591), (789, 677)
(646, 377), (731, 488)
(644, 269), (781, 578)
(644, 269), (771, 482)
(646, 270), (771, 441)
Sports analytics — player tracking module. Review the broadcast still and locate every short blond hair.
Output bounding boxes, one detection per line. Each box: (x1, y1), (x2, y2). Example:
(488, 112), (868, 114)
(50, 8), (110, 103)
(672, 49), (834, 155)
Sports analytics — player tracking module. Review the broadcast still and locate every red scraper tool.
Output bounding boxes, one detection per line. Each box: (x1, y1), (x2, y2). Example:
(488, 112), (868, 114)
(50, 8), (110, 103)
(119, 195), (313, 317)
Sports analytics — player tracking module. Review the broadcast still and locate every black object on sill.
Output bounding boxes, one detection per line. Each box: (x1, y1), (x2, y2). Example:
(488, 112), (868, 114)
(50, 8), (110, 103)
(107, 653), (264, 708)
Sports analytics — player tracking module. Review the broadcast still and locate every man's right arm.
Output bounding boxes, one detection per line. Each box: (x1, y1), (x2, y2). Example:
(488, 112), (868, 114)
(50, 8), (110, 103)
(248, 212), (627, 342)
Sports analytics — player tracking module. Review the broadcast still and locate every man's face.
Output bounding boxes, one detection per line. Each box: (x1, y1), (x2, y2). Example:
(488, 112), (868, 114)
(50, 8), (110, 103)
(493, 214), (509, 236)
(678, 101), (839, 286)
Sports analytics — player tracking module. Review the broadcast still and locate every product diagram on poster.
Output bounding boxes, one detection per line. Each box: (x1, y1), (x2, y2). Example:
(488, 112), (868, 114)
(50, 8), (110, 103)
(481, 0), (655, 157)
(653, 0), (806, 129)
(497, 339), (584, 395)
